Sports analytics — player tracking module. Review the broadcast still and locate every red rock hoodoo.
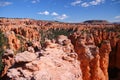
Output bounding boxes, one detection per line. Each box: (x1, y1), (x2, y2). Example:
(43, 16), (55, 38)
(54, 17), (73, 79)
(0, 18), (120, 80)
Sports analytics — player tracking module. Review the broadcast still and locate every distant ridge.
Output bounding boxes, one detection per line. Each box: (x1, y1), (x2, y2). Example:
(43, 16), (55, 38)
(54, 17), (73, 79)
(83, 20), (110, 24)
(1, 17), (119, 24)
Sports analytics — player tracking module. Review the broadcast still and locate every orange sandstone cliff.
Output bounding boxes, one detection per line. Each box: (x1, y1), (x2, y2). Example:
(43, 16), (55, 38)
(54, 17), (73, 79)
(0, 18), (120, 80)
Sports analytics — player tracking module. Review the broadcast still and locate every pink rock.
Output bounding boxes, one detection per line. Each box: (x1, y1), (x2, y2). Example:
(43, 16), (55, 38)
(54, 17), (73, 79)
(15, 51), (37, 63)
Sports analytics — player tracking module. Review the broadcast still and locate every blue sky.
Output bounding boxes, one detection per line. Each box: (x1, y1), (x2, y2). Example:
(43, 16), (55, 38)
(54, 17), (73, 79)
(0, 0), (120, 22)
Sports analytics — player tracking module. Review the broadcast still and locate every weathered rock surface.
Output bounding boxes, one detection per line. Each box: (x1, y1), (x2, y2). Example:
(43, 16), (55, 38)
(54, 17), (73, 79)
(99, 40), (111, 80)
(1, 49), (15, 77)
(15, 51), (37, 63)
(69, 32), (112, 80)
(0, 18), (120, 80)
(4, 31), (20, 51)
(2, 38), (83, 80)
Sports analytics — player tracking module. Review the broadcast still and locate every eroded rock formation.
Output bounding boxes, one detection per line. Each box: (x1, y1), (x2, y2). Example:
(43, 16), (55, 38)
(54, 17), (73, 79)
(4, 31), (20, 51)
(0, 18), (120, 80)
(69, 32), (111, 80)
(1, 49), (14, 77)
(1, 38), (82, 80)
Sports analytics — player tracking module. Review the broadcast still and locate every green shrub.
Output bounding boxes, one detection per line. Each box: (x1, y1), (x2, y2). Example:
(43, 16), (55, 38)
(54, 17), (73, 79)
(39, 28), (76, 46)
(0, 31), (8, 74)
(16, 35), (26, 53)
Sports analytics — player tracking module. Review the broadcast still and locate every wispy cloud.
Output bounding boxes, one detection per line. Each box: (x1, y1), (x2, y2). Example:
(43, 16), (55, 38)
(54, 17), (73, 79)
(0, 1), (12, 7)
(51, 12), (59, 16)
(90, 0), (105, 5)
(37, 11), (49, 15)
(71, 0), (82, 6)
(56, 14), (68, 20)
(115, 16), (120, 19)
(31, 0), (40, 3)
(113, 15), (120, 22)
(71, 0), (105, 7)
(81, 2), (89, 7)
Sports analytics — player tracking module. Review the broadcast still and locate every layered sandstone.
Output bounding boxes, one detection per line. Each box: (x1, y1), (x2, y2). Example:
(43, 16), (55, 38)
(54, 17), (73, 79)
(69, 32), (111, 80)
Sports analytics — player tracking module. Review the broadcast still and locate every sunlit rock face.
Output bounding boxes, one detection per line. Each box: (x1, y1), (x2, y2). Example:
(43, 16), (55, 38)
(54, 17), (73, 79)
(4, 31), (20, 51)
(69, 32), (112, 80)
(99, 40), (111, 80)
(0, 18), (41, 51)
(2, 37), (83, 80)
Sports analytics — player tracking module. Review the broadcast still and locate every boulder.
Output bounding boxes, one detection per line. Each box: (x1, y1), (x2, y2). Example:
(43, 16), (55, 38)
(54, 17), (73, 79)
(15, 51), (37, 63)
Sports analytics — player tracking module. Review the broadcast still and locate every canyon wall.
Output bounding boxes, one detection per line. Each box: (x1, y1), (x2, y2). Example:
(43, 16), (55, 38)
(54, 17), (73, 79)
(0, 18), (120, 80)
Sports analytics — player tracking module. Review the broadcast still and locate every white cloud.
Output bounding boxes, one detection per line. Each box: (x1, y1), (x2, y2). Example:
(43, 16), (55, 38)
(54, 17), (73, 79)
(90, 0), (104, 5)
(37, 11), (68, 20)
(115, 16), (120, 19)
(51, 12), (59, 16)
(31, 0), (40, 3)
(81, 2), (89, 7)
(38, 11), (49, 15)
(71, 0), (82, 6)
(56, 14), (68, 20)
(0, 2), (12, 7)
(71, 0), (105, 7)
(113, 16), (120, 22)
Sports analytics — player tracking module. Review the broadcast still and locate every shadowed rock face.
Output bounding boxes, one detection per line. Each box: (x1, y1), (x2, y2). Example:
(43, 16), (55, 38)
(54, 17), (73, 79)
(116, 40), (120, 69)
(0, 18), (120, 80)
(1, 49), (15, 77)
